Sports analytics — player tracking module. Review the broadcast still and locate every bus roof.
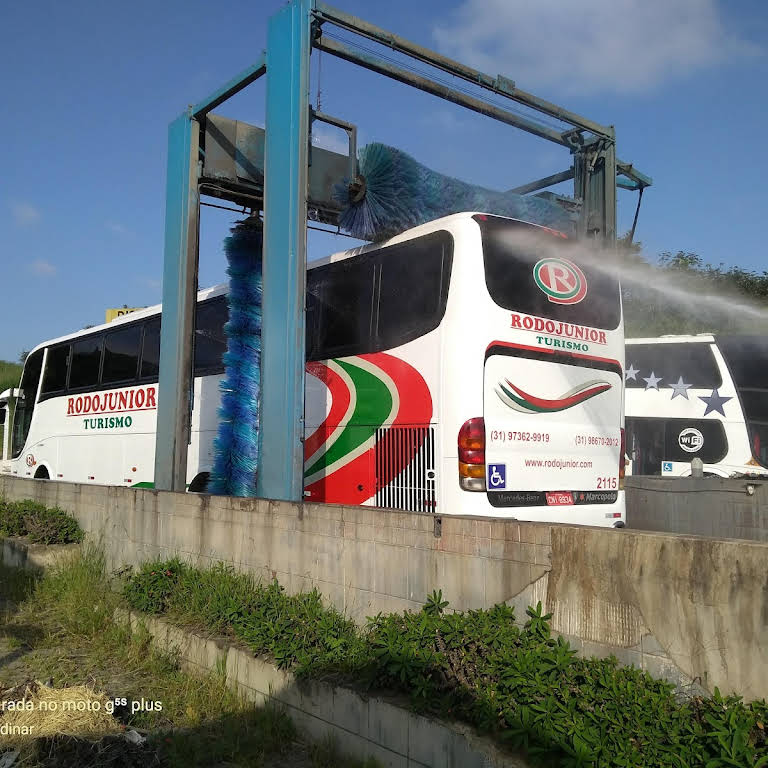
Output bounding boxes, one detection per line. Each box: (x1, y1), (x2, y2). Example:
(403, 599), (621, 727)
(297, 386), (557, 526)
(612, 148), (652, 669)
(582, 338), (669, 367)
(309, 211), (551, 269)
(626, 334), (716, 345)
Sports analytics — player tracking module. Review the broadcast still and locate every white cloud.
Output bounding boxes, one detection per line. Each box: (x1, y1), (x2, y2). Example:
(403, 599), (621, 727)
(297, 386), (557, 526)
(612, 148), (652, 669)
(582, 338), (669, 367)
(30, 259), (56, 276)
(107, 221), (129, 235)
(311, 124), (351, 155)
(11, 202), (42, 226)
(433, 0), (759, 95)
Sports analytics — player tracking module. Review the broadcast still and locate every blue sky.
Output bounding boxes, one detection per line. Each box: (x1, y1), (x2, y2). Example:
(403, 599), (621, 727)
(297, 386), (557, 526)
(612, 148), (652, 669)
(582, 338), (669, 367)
(2, 0), (766, 363)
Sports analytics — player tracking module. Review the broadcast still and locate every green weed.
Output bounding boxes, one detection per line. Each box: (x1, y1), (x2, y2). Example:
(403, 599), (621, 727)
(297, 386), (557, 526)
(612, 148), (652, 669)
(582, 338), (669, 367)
(0, 561), (40, 604)
(0, 498), (84, 544)
(123, 559), (768, 767)
(310, 733), (381, 768)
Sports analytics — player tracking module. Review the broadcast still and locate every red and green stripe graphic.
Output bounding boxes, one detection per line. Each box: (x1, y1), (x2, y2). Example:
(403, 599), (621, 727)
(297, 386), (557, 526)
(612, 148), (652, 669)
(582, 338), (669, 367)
(495, 379), (611, 414)
(304, 353), (432, 504)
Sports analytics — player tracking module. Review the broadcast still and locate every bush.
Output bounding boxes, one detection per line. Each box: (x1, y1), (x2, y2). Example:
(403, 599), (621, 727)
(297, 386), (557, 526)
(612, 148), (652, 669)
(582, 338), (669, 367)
(0, 498), (84, 544)
(122, 563), (768, 767)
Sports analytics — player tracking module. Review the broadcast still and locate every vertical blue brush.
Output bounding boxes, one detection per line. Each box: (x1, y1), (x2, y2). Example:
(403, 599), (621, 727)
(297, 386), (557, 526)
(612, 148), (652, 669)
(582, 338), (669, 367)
(209, 216), (263, 497)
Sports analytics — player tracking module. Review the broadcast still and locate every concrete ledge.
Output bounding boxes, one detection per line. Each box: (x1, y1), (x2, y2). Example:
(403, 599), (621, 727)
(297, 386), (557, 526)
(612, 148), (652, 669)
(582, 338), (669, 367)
(626, 476), (768, 541)
(113, 608), (531, 768)
(0, 536), (79, 572)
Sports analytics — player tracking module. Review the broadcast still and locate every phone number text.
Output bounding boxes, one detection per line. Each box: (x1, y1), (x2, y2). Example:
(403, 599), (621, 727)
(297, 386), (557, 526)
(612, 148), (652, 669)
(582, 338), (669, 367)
(489, 430), (551, 443)
(575, 434), (620, 447)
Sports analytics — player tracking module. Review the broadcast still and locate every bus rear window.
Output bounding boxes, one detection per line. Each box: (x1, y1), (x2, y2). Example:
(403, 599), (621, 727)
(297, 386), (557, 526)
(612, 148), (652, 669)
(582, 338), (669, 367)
(625, 343), (722, 389)
(476, 214), (621, 330)
(717, 336), (768, 390)
(626, 416), (728, 474)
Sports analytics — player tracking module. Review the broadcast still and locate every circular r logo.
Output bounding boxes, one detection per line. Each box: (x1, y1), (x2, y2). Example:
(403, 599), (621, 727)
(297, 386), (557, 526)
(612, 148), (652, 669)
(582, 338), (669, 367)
(533, 257), (588, 305)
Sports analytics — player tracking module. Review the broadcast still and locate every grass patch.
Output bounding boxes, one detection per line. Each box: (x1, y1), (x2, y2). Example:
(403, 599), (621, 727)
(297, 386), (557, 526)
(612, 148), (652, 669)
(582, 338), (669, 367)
(310, 734), (381, 768)
(124, 559), (768, 768)
(0, 562), (40, 605)
(1, 550), (377, 768)
(0, 498), (84, 544)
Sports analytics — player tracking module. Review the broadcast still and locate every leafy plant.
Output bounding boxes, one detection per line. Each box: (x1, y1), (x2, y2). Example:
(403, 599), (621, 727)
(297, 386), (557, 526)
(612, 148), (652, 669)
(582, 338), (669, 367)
(0, 498), (84, 543)
(122, 560), (768, 767)
(423, 589), (449, 616)
(123, 558), (186, 614)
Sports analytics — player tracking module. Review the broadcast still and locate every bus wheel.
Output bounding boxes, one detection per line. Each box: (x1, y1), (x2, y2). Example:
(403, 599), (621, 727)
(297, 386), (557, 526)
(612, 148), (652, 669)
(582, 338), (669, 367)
(34, 466), (50, 480)
(188, 472), (210, 494)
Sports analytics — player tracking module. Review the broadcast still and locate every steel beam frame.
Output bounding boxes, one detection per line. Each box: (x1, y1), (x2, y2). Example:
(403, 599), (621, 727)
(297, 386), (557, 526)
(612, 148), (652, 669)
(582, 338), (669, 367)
(313, 2), (612, 141)
(155, 0), (651, 497)
(508, 169), (574, 196)
(316, 37), (570, 147)
(192, 56), (266, 120)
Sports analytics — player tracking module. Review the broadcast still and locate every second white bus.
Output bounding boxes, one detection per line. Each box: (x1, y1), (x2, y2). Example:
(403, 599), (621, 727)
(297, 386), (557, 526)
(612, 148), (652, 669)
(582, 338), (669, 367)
(625, 334), (768, 477)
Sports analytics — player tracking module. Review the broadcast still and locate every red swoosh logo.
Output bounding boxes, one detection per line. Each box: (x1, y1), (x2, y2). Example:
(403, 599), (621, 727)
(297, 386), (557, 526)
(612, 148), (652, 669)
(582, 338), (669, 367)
(505, 380), (611, 410)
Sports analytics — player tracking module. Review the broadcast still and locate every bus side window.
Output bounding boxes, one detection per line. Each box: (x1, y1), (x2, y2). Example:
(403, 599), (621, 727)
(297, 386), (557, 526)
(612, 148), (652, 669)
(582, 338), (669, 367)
(69, 336), (103, 390)
(376, 231), (452, 350)
(140, 319), (161, 379)
(310, 259), (374, 360)
(194, 297), (228, 375)
(41, 344), (70, 395)
(103, 325), (141, 385)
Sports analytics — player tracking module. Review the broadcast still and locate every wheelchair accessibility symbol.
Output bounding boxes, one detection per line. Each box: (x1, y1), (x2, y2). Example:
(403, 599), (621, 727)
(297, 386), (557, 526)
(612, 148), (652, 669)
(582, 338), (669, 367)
(488, 463), (506, 489)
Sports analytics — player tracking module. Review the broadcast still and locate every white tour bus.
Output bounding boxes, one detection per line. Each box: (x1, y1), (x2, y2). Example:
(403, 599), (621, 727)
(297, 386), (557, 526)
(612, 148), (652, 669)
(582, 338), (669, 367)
(625, 334), (768, 477)
(1, 212), (626, 525)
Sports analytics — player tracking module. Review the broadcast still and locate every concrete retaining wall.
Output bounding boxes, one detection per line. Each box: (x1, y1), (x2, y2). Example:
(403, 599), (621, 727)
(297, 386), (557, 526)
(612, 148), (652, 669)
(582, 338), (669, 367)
(2, 475), (767, 702)
(114, 608), (529, 768)
(626, 476), (768, 540)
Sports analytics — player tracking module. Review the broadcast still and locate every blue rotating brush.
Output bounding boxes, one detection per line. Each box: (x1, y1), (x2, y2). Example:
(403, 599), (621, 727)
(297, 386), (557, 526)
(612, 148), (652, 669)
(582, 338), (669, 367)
(335, 143), (575, 241)
(209, 216), (263, 497)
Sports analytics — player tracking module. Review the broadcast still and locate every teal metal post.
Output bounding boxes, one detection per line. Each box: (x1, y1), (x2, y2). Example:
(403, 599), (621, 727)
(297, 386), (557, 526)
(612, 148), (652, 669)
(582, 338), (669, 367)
(257, 0), (312, 501)
(154, 112), (200, 491)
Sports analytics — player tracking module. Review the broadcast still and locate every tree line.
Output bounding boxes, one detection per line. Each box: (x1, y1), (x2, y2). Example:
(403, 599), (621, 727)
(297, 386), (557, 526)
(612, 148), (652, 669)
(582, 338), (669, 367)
(617, 236), (768, 337)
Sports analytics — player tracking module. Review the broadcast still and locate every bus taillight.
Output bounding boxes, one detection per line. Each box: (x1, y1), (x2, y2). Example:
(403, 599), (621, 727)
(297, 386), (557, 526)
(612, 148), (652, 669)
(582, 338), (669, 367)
(619, 427), (626, 489)
(459, 417), (486, 491)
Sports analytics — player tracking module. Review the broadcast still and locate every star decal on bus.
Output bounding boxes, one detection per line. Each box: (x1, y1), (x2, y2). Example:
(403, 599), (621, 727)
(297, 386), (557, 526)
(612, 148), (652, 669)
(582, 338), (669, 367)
(625, 364), (639, 381)
(699, 389), (732, 417)
(669, 376), (692, 400)
(495, 379), (612, 414)
(643, 372), (662, 390)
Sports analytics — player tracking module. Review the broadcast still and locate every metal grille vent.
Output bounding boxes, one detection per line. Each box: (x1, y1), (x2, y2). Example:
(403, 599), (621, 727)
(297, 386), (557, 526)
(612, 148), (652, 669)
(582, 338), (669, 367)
(374, 426), (436, 513)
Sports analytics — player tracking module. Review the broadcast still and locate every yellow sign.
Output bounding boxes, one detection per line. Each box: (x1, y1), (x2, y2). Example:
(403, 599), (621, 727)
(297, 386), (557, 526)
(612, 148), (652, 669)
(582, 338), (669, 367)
(105, 307), (145, 323)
